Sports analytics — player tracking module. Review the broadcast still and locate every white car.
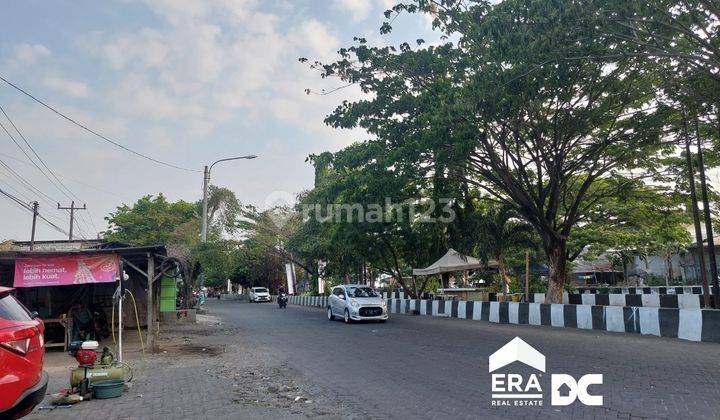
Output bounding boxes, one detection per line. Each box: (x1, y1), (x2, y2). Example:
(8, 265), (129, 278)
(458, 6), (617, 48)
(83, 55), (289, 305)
(249, 287), (271, 302)
(327, 284), (388, 323)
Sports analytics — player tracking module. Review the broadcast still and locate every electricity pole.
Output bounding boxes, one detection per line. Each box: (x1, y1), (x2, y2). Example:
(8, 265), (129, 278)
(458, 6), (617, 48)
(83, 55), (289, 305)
(30, 201), (38, 250)
(57, 201), (86, 240)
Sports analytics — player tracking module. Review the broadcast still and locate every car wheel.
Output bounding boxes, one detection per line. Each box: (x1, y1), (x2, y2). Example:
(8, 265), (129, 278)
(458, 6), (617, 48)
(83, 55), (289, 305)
(344, 309), (351, 324)
(327, 307), (335, 321)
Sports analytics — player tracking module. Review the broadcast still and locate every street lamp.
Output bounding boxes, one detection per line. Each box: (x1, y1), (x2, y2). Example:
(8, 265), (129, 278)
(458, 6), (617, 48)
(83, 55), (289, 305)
(201, 155), (257, 242)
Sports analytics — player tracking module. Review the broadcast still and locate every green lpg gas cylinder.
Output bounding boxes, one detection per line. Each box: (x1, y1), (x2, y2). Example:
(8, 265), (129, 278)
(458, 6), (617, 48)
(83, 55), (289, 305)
(70, 364), (124, 388)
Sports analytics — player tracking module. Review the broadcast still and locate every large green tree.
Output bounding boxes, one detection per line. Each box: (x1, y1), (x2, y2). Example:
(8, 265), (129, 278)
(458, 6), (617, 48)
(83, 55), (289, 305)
(104, 194), (195, 246)
(104, 188), (245, 287)
(310, 0), (675, 302)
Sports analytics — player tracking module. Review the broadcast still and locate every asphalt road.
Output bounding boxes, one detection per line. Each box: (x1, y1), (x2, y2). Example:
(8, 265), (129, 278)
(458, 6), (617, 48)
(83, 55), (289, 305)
(217, 299), (720, 419)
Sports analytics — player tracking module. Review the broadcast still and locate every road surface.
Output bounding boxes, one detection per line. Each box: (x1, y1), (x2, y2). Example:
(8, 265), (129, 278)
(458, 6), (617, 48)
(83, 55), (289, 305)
(30, 300), (720, 419)
(224, 300), (720, 419)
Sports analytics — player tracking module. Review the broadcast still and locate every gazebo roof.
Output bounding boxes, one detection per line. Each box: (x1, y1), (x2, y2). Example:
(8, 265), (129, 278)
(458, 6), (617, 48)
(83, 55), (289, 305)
(412, 248), (497, 276)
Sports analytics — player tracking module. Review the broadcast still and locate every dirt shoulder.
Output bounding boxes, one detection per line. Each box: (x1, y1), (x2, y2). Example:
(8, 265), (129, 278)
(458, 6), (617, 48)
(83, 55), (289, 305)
(28, 311), (345, 419)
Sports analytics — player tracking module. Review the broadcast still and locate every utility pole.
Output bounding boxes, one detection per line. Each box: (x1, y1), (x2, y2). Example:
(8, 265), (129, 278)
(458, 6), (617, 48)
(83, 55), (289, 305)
(695, 117), (720, 309)
(57, 201), (86, 240)
(683, 119), (711, 307)
(29, 201), (38, 250)
(201, 165), (210, 242)
(201, 155), (257, 242)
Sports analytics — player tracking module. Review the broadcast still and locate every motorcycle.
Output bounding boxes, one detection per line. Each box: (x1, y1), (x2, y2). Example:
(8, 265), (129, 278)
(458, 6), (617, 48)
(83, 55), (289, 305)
(277, 293), (288, 309)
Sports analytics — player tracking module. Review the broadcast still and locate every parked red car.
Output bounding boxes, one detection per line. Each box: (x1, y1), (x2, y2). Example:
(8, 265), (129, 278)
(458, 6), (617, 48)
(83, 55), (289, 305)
(0, 287), (48, 418)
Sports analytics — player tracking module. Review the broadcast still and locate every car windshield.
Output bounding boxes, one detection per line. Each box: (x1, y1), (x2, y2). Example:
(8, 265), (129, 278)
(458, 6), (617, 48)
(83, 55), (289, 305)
(254, 288), (268, 293)
(348, 287), (379, 298)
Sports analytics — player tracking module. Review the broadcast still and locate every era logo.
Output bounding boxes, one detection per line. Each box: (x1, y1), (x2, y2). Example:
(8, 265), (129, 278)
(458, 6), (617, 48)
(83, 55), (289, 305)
(489, 338), (604, 407)
(551, 374), (603, 406)
(492, 373), (542, 394)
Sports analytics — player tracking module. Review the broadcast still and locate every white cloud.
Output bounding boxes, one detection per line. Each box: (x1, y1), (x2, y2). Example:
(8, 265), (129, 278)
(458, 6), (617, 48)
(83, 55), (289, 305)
(79, 0), (351, 138)
(43, 76), (89, 98)
(12, 43), (51, 64)
(377, 0), (396, 10)
(296, 19), (340, 62)
(333, 0), (373, 21)
(0, 0), (447, 241)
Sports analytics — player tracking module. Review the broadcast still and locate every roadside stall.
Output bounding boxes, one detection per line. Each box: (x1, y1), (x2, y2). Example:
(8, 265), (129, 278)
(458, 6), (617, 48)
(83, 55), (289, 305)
(413, 249), (499, 298)
(0, 240), (168, 351)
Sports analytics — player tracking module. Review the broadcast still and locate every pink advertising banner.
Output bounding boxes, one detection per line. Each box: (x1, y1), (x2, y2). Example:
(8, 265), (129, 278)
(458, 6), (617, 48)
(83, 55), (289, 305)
(13, 254), (119, 287)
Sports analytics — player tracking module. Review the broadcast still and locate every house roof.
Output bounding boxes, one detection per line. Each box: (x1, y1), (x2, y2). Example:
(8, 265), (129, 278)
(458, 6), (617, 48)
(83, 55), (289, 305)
(412, 248), (498, 276)
(0, 242), (166, 262)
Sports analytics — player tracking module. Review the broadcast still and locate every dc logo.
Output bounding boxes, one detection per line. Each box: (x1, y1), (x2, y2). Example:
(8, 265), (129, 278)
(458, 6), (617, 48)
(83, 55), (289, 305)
(551, 374), (603, 406)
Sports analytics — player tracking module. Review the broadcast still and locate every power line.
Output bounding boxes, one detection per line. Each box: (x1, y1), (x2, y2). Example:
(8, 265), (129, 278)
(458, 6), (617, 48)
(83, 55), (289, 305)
(0, 185), (31, 210)
(0, 186), (70, 236)
(37, 212), (72, 237)
(0, 120), (59, 193)
(0, 175), (67, 227)
(0, 75), (201, 173)
(0, 107), (97, 236)
(0, 158), (89, 238)
(0, 154), (90, 236)
(0, 151), (130, 200)
(0, 176), (35, 204)
(0, 157), (58, 206)
(0, 105), (76, 201)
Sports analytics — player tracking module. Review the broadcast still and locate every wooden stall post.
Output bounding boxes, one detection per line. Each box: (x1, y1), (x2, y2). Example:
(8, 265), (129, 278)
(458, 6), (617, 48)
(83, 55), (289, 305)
(146, 253), (155, 349)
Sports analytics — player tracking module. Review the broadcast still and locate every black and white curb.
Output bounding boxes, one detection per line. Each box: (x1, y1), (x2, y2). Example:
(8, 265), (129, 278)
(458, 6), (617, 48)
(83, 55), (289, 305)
(289, 295), (329, 308)
(576, 286), (713, 295)
(528, 293), (708, 309)
(287, 296), (720, 343)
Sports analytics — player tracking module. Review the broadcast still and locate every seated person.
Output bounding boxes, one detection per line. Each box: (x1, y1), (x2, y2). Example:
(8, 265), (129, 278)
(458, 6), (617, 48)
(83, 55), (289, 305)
(69, 302), (97, 342)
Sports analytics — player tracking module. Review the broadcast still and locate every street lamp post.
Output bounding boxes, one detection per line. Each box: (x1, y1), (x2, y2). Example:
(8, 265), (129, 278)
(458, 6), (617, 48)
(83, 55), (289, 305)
(201, 155), (257, 242)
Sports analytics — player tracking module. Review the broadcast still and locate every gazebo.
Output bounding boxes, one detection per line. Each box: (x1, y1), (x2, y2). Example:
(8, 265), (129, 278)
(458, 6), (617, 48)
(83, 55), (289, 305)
(413, 248), (498, 288)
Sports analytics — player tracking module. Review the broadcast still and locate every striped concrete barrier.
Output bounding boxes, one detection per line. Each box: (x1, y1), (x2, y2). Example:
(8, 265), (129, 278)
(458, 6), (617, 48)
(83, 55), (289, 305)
(529, 293), (707, 309)
(384, 299), (720, 343)
(383, 287), (714, 302)
(382, 291), (408, 299)
(289, 295), (328, 308)
(288, 295), (720, 343)
(576, 286), (714, 294)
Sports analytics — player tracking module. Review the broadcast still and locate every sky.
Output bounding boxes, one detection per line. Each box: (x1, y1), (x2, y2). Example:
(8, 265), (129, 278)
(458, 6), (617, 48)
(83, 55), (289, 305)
(0, 0), (438, 242)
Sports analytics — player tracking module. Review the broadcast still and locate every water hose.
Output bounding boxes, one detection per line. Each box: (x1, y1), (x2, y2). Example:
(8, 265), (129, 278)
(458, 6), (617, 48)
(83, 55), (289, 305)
(126, 290), (145, 354)
(117, 360), (134, 382)
(111, 288), (145, 355)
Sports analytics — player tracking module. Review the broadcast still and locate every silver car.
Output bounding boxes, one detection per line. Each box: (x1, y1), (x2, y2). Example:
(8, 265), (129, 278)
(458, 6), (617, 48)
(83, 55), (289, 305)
(327, 284), (388, 323)
(249, 287), (271, 302)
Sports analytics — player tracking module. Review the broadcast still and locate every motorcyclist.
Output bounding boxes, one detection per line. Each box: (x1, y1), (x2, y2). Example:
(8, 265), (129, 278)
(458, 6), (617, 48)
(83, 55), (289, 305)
(278, 287), (287, 308)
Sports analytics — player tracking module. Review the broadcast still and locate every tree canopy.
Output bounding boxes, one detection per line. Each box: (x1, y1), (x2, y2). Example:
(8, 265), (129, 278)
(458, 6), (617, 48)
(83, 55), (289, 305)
(297, 0), (715, 302)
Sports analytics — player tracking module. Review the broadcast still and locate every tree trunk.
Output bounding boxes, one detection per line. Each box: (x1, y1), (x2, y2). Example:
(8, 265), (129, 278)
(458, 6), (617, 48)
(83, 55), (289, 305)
(498, 255), (511, 300)
(622, 260), (628, 286)
(665, 250), (673, 287)
(684, 119), (712, 307)
(545, 240), (567, 304)
(695, 117), (720, 309)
